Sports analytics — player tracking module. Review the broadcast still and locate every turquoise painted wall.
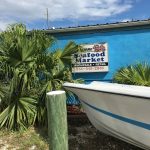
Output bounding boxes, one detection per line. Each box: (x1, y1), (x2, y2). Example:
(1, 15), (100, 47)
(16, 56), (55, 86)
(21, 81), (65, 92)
(50, 27), (150, 82)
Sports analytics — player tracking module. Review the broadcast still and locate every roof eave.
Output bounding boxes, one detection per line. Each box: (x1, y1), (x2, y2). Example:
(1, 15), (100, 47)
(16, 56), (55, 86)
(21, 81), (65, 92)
(44, 20), (150, 34)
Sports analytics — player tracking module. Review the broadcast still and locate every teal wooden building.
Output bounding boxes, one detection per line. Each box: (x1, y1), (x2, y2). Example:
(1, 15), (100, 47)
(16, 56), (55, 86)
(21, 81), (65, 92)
(45, 19), (150, 84)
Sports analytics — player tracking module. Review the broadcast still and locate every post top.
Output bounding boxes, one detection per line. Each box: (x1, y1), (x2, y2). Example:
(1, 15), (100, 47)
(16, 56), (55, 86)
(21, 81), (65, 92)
(46, 90), (65, 96)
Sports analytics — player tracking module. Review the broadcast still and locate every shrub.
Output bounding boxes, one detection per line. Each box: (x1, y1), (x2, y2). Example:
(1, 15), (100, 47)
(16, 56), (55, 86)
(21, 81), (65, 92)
(113, 63), (150, 86)
(0, 24), (83, 130)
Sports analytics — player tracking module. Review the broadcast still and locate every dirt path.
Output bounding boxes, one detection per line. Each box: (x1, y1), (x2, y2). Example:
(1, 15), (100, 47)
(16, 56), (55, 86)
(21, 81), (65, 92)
(0, 115), (144, 150)
(68, 115), (143, 150)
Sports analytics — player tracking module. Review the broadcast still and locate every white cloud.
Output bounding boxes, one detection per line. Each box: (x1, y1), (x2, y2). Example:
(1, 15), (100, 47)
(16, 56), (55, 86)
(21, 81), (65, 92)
(0, 19), (15, 30)
(0, 0), (133, 30)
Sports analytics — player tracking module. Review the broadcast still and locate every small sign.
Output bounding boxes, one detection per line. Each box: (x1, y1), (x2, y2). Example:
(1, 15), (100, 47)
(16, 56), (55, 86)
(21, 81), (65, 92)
(72, 43), (109, 73)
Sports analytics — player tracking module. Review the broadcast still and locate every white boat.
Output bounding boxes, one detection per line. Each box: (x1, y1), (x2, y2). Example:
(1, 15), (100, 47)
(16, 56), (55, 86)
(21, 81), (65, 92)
(63, 81), (150, 150)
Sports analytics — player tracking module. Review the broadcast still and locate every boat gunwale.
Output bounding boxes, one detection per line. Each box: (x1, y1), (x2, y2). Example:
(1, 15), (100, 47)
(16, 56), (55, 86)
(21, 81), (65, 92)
(63, 85), (150, 99)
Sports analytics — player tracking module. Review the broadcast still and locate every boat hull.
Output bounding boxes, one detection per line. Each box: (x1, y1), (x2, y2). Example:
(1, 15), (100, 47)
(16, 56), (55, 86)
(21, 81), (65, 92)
(63, 83), (150, 150)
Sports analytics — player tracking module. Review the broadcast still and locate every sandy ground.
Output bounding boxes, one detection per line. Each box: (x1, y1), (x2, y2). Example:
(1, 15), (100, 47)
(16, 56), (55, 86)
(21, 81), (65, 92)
(0, 115), (144, 150)
(68, 115), (143, 150)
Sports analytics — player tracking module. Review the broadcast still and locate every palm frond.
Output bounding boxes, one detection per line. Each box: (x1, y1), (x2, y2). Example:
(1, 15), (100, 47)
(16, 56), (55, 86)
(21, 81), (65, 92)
(113, 63), (150, 86)
(0, 97), (37, 130)
(53, 41), (83, 68)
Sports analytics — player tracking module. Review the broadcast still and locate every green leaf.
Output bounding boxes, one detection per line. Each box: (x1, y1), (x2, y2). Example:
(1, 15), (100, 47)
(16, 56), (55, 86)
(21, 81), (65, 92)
(113, 63), (150, 86)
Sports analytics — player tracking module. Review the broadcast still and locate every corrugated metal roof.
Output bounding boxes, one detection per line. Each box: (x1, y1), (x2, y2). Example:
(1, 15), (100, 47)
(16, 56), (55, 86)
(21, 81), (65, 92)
(43, 19), (150, 34)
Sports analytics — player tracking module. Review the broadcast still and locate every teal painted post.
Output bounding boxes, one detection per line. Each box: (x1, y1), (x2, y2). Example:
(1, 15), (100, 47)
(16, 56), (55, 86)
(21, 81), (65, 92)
(46, 91), (68, 150)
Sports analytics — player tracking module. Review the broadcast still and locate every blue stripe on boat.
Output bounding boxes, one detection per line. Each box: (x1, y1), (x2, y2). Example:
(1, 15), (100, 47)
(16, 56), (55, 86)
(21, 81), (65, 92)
(82, 100), (150, 130)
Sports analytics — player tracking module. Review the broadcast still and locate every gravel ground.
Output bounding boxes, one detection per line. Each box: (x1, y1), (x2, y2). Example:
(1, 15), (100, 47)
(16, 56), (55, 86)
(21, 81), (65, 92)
(0, 114), (144, 150)
(68, 115), (143, 150)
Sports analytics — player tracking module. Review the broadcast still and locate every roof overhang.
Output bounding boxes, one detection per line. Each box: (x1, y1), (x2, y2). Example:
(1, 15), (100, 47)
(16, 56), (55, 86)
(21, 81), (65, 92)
(43, 19), (150, 34)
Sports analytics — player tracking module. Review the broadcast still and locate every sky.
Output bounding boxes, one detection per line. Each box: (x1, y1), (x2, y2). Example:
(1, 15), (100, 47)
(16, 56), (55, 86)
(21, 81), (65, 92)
(0, 0), (150, 31)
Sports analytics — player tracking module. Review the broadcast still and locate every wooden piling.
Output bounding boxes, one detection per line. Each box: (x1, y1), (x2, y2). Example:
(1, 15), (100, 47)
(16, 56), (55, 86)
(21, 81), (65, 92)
(46, 91), (68, 150)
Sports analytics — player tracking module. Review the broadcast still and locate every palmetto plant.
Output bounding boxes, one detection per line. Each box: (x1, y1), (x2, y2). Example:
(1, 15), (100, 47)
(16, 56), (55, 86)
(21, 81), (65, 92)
(0, 69), (37, 130)
(113, 63), (150, 86)
(0, 24), (83, 130)
(36, 42), (83, 125)
(0, 24), (43, 130)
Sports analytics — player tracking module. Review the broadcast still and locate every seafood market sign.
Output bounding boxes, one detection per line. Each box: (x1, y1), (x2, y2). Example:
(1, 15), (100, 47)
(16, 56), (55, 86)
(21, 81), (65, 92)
(72, 43), (109, 73)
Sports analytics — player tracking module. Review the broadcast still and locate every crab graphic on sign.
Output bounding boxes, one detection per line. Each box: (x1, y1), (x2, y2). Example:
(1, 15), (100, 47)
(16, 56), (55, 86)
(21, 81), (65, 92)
(93, 44), (106, 52)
